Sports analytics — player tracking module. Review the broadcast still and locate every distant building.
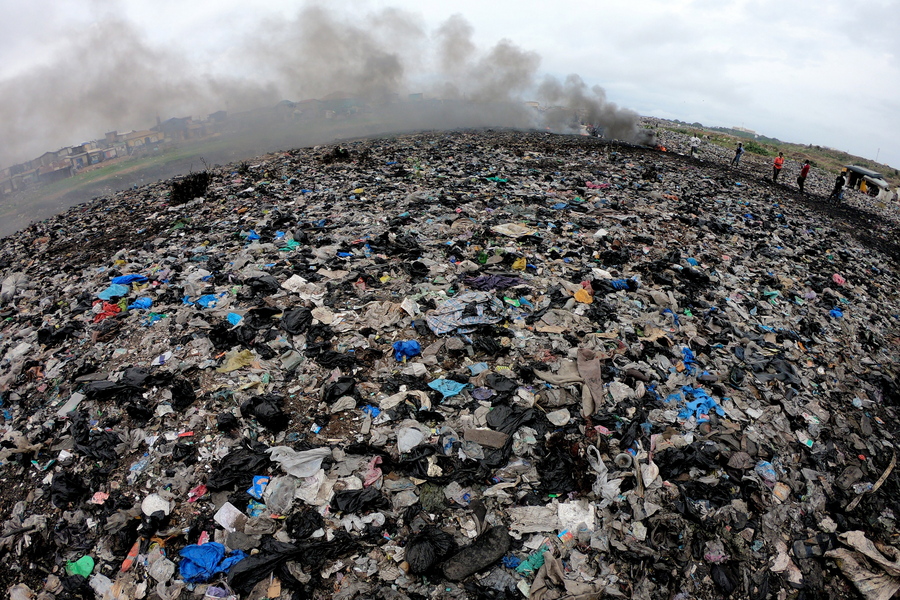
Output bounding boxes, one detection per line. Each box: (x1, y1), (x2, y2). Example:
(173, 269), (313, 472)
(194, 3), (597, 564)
(733, 126), (756, 134)
(124, 130), (163, 152)
(156, 117), (193, 142)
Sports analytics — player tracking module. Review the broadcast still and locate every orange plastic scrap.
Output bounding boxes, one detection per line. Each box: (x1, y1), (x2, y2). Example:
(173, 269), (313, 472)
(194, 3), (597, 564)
(662, 194), (679, 201)
(574, 288), (593, 304)
(120, 539), (140, 572)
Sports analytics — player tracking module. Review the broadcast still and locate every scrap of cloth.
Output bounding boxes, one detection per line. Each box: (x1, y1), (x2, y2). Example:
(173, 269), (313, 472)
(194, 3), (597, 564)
(425, 291), (506, 335)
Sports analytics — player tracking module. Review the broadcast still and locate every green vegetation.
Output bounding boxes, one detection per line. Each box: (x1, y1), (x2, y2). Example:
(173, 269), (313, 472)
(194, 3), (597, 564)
(742, 140), (772, 157)
(660, 120), (896, 183)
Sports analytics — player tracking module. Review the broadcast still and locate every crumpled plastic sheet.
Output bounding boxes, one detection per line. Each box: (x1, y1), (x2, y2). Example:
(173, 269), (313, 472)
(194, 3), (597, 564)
(425, 291), (506, 335)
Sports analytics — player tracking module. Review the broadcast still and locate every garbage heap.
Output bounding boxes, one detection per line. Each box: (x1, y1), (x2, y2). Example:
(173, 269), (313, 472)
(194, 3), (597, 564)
(2, 130), (900, 600)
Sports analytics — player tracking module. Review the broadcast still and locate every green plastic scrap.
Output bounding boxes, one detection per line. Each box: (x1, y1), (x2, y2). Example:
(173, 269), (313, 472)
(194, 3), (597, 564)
(515, 545), (549, 576)
(65, 555), (95, 577)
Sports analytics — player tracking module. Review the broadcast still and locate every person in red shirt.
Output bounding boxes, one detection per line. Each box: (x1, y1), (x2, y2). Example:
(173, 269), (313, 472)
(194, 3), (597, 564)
(773, 152), (785, 183)
(797, 160), (811, 194)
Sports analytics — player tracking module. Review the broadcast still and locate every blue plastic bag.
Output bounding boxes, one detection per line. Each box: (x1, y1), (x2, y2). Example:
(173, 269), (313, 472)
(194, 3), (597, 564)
(128, 297), (153, 310)
(392, 340), (422, 361)
(97, 284), (129, 300)
(179, 542), (246, 583)
(111, 274), (148, 285)
(428, 378), (468, 399)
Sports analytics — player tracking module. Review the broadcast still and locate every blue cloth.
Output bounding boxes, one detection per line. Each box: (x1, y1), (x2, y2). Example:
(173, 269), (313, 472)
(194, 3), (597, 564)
(681, 347), (697, 374)
(362, 404), (381, 417)
(428, 378), (468, 399)
(179, 543), (246, 584)
(111, 274), (148, 285)
(184, 294), (224, 308)
(392, 340), (422, 361)
(677, 386), (725, 423)
(246, 230), (260, 241)
(97, 284), (129, 300)
(128, 297), (153, 310)
(830, 308), (843, 318)
(227, 312), (243, 325)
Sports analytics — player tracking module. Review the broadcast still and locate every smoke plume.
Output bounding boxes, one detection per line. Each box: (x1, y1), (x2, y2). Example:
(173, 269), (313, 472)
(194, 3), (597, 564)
(0, 4), (654, 169)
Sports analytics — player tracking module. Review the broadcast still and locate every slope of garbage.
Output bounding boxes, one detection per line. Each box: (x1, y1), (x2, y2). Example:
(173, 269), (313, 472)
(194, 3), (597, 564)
(2, 129), (900, 600)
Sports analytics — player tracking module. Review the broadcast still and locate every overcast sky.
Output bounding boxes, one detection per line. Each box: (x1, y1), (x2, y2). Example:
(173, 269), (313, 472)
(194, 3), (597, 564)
(1, 0), (898, 170)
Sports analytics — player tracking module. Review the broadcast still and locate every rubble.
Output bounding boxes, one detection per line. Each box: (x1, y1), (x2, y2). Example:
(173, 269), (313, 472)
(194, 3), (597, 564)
(1, 128), (900, 599)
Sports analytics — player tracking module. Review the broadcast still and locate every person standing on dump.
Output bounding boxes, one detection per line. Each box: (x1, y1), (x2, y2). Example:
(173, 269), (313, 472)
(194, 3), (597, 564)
(731, 143), (744, 167)
(829, 171), (846, 203)
(773, 152), (785, 183)
(690, 136), (701, 158)
(797, 160), (811, 194)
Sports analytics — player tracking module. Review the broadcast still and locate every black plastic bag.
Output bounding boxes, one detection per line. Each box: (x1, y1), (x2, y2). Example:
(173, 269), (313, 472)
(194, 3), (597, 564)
(485, 373), (518, 393)
(485, 405), (535, 435)
(244, 275), (280, 294)
(711, 563), (737, 595)
(172, 443), (197, 464)
(125, 402), (154, 424)
(50, 472), (89, 508)
(206, 445), (271, 491)
(322, 377), (356, 404)
(241, 394), (288, 432)
(70, 411), (121, 463)
(281, 308), (313, 335)
(329, 487), (389, 514)
(217, 412), (239, 433)
(228, 533), (358, 595)
(405, 526), (457, 574)
(286, 508), (325, 540)
(473, 336), (506, 357)
(170, 377), (196, 411)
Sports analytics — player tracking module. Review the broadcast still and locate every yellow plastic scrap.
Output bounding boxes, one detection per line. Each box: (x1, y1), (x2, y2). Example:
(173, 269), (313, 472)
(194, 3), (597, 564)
(574, 288), (593, 304)
(216, 349), (258, 373)
(352, 188), (364, 194)
(512, 257), (527, 271)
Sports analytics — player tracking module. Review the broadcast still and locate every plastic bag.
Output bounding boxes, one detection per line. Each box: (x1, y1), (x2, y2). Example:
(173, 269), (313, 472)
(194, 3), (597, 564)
(392, 340), (422, 361)
(178, 542), (246, 584)
(285, 507), (325, 540)
(206, 445), (271, 491)
(267, 446), (331, 478)
(50, 472), (89, 508)
(405, 526), (457, 574)
(322, 377), (356, 404)
(329, 487), (389, 514)
(281, 308), (313, 335)
(241, 394), (288, 432)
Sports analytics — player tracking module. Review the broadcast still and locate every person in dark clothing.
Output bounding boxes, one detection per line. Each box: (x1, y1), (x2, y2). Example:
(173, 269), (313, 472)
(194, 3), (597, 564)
(797, 160), (811, 194)
(829, 172), (846, 203)
(730, 143), (744, 167)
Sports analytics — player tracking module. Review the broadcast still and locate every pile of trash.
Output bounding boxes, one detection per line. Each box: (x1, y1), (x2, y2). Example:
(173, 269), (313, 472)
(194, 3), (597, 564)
(2, 129), (900, 600)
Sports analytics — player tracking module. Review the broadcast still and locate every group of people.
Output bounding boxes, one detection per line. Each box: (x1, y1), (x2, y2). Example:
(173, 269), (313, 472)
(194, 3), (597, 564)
(728, 143), (829, 197)
(693, 138), (852, 203)
(771, 152), (812, 193)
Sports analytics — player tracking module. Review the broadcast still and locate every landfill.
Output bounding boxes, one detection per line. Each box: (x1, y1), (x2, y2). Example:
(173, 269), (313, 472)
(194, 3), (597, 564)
(1, 127), (900, 599)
